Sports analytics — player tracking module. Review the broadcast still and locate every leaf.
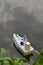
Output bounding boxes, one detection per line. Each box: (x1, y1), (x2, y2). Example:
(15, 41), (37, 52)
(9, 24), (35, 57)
(18, 57), (30, 63)
(32, 49), (43, 65)
(3, 60), (10, 65)
(40, 49), (43, 56)
(0, 48), (43, 65)
(19, 63), (23, 65)
(34, 50), (41, 57)
(11, 57), (17, 61)
(13, 61), (19, 65)
(0, 48), (6, 58)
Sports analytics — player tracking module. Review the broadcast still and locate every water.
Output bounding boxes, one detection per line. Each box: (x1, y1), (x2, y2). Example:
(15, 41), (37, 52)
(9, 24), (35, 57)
(0, 0), (43, 61)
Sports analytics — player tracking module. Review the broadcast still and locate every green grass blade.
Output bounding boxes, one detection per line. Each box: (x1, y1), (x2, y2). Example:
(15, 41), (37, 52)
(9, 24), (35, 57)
(0, 48), (6, 58)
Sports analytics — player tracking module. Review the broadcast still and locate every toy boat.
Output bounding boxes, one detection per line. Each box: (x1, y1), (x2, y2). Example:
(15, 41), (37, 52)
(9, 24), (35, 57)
(13, 33), (34, 56)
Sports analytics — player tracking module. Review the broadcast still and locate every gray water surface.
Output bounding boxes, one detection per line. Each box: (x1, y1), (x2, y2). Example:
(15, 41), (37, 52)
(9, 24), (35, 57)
(0, 0), (43, 61)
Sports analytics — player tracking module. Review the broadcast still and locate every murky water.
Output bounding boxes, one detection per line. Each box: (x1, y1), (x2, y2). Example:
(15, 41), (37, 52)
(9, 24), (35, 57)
(0, 0), (43, 61)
